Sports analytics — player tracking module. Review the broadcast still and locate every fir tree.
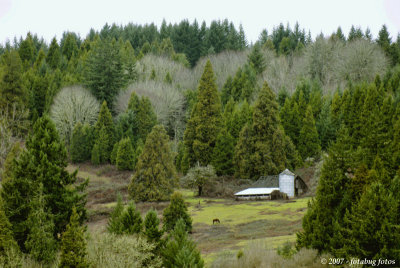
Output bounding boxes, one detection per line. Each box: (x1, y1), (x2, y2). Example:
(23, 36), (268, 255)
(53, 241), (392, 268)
(162, 192), (192, 233)
(25, 185), (57, 264)
(46, 37), (61, 70)
(162, 219), (204, 268)
(298, 105), (321, 159)
(120, 202), (143, 235)
(84, 37), (128, 111)
(234, 124), (253, 180)
(62, 33), (79, 61)
(116, 137), (134, 170)
(0, 50), (26, 108)
(18, 33), (35, 67)
(93, 101), (114, 162)
(339, 183), (400, 260)
(211, 128), (235, 176)
(296, 127), (354, 253)
(70, 123), (93, 163)
(1, 116), (87, 250)
(247, 43), (266, 74)
(107, 193), (124, 235)
(144, 209), (163, 247)
(0, 196), (18, 257)
(59, 207), (89, 268)
(129, 125), (177, 202)
(183, 60), (222, 167)
(136, 97), (157, 142)
(92, 126), (110, 165)
(235, 82), (296, 180)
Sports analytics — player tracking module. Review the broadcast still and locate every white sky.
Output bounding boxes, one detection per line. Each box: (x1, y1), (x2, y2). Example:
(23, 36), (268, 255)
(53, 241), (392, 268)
(0, 0), (399, 44)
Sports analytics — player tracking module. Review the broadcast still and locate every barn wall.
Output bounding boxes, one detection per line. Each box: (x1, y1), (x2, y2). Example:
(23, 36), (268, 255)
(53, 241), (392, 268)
(279, 174), (295, 197)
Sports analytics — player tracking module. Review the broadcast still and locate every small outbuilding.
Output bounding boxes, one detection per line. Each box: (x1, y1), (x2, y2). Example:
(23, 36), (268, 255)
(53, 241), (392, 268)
(234, 187), (280, 200)
(234, 169), (308, 200)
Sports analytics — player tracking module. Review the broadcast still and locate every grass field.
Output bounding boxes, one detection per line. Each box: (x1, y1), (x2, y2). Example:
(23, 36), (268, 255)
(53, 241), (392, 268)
(69, 163), (311, 267)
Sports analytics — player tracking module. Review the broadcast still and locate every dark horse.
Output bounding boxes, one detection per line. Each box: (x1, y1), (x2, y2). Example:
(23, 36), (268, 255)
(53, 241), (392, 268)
(213, 218), (220, 224)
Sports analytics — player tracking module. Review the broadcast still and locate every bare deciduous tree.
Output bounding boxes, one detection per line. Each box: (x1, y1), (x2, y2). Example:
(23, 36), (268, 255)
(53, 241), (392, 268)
(50, 86), (100, 142)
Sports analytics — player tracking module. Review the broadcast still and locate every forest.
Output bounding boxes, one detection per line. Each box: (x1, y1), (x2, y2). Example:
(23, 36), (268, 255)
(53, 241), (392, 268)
(0, 19), (400, 267)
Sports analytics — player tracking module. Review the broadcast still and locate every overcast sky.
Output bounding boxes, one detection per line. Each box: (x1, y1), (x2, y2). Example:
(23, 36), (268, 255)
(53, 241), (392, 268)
(1, 0), (399, 44)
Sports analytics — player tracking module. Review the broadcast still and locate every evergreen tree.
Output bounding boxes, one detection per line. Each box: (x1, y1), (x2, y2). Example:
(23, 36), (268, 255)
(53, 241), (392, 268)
(92, 126), (110, 165)
(120, 40), (138, 83)
(25, 185), (57, 264)
(247, 43), (266, 74)
(59, 207), (89, 268)
(18, 33), (35, 67)
(107, 193), (124, 235)
(235, 82), (296, 180)
(162, 219), (204, 268)
(46, 37), (61, 69)
(211, 128), (235, 176)
(339, 183), (400, 260)
(84, 37), (128, 111)
(296, 127), (354, 253)
(70, 123), (93, 163)
(234, 124), (253, 180)
(116, 137), (134, 170)
(280, 98), (301, 146)
(316, 98), (336, 150)
(0, 50), (26, 108)
(93, 101), (114, 162)
(183, 60), (222, 167)
(298, 105), (321, 159)
(1, 116), (87, 250)
(144, 209), (163, 248)
(162, 192), (192, 233)
(137, 97), (157, 142)
(0, 196), (18, 257)
(61, 33), (79, 61)
(129, 125), (177, 202)
(120, 202), (143, 235)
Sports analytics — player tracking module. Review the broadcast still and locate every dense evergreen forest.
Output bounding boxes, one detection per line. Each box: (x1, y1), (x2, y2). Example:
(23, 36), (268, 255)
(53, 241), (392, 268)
(1, 19), (400, 266)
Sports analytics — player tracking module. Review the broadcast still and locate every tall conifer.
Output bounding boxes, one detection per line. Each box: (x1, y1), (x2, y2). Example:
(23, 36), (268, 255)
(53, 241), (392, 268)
(183, 60), (222, 167)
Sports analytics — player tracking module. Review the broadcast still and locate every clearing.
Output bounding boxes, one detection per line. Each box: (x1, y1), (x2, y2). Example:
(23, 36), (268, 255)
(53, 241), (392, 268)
(68, 163), (310, 266)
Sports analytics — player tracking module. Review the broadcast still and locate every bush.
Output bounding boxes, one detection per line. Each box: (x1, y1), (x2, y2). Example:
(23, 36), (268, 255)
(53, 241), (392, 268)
(50, 86), (100, 142)
(211, 241), (329, 268)
(271, 190), (289, 200)
(88, 232), (162, 268)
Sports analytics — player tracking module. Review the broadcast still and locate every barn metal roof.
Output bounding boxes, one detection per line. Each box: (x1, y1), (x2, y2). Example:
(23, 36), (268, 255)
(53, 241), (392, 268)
(234, 188), (280, 196)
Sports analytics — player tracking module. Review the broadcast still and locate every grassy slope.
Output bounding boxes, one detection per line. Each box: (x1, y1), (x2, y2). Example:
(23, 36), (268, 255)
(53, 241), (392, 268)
(69, 164), (310, 267)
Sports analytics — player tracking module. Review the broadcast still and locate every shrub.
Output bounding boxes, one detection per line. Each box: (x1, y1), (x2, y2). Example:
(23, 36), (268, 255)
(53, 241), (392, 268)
(50, 86), (100, 142)
(88, 232), (162, 268)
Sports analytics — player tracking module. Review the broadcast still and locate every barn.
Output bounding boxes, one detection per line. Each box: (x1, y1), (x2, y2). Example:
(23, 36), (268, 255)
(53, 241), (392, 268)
(234, 169), (308, 200)
(234, 187), (280, 200)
